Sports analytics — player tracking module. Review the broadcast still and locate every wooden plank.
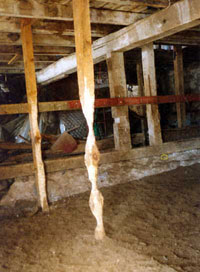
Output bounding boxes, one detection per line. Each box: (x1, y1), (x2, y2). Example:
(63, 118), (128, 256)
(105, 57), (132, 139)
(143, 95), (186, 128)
(1, 137), (200, 180)
(0, 19), (122, 38)
(1, 94), (200, 115)
(107, 52), (131, 150)
(73, 0), (105, 240)
(90, 0), (178, 8)
(136, 60), (148, 145)
(20, 18), (49, 212)
(0, 32), (76, 47)
(0, 55), (61, 63)
(0, 0), (146, 25)
(142, 43), (162, 146)
(159, 30), (200, 46)
(174, 45), (186, 128)
(0, 45), (74, 56)
(37, 0), (200, 84)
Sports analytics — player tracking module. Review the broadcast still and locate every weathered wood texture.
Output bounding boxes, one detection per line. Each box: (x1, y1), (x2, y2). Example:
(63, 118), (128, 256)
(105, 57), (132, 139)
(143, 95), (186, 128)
(142, 43), (162, 146)
(37, 0), (200, 84)
(136, 60), (148, 144)
(0, 19), (122, 38)
(1, 138), (200, 180)
(174, 45), (186, 128)
(107, 52), (131, 150)
(1, 94), (200, 115)
(73, 0), (105, 240)
(90, 0), (178, 7)
(0, 0), (145, 25)
(20, 19), (49, 212)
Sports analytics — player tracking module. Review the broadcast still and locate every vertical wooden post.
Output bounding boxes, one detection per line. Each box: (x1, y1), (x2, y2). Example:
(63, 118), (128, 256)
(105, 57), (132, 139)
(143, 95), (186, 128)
(107, 52), (132, 150)
(136, 60), (148, 145)
(142, 43), (162, 146)
(73, 0), (105, 240)
(21, 19), (49, 212)
(174, 45), (186, 128)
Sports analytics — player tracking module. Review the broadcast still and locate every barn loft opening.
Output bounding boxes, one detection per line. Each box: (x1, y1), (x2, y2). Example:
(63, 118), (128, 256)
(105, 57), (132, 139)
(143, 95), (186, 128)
(0, 0), (200, 270)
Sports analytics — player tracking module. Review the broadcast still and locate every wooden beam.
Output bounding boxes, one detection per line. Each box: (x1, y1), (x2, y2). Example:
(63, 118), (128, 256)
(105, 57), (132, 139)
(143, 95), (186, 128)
(20, 19), (49, 212)
(0, 45), (74, 56)
(107, 52), (131, 150)
(174, 45), (186, 128)
(1, 95), (200, 115)
(142, 43), (162, 146)
(0, 63), (53, 70)
(0, 1), (146, 25)
(159, 30), (200, 46)
(0, 19), (122, 38)
(90, 0), (178, 8)
(37, 0), (200, 84)
(1, 137), (200, 180)
(0, 33), (76, 47)
(136, 59), (148, 144)
(73, 0), (105, 240)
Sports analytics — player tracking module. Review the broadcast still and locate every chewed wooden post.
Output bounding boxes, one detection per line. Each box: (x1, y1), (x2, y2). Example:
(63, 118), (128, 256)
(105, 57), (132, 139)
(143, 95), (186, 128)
(21, 18), (49, 212)
(72, 0), (105, 240)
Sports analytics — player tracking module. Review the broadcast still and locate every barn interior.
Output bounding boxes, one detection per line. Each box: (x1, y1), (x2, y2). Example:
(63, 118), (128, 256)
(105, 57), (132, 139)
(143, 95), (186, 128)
(0, 0), (200, 271)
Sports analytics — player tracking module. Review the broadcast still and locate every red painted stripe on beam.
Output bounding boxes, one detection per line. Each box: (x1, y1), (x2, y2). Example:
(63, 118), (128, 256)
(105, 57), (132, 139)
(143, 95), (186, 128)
(1, 95), (200, 115)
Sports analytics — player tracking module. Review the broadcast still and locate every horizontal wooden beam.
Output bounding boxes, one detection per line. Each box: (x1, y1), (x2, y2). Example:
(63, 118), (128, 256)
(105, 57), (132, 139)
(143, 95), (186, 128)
(159, 30), (200, 46)
(37, 0), (200, 84)
(0, 1), (146, 25)
(0, 33), (76, 47)
(0, 62), (51, 70)
(90, 0), (178, 8)
(0, 137), (200, 180)
(1, 94), (200, 115)
(0, 19), (122, 38)
(0, 55), (61, 63)
(0, 45), (74, 56)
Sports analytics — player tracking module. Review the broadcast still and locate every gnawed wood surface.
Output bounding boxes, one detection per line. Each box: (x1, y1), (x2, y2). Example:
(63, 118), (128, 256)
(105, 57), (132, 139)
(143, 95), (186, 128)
(72, 0), (105, 239)
(20, 19), (49, 212)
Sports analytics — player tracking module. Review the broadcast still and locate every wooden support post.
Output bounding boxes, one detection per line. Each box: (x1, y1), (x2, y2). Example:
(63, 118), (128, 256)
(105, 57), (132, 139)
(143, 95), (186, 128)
(136, 60), (148, 146)
(73, 0), (105, 240)
(107, 52), (132, 150)
(20, 19), (49, 212)
(174, 45), (186, 128)
(142, 43), (162, 146)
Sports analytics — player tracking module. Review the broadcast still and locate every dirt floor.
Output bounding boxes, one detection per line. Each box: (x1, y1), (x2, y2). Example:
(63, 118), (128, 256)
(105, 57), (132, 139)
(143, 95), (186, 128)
(0, 163), (200, 272)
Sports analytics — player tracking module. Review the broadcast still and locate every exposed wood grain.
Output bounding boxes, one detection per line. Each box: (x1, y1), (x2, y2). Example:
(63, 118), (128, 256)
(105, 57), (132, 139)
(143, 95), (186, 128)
(37, 0), (200, 84)
(21, 18), (49, 212)
(90, 0), (178, 8)
(107, 52), (131, 150)
(0, 19), (122, 38)
(0, 0), (146, 25)
(0, 32), (76, 47)
(1, 94), (200, 115)
(142, 43), (162, 146)
(73, 0), (105, 240)
(1, 137), (200, 180)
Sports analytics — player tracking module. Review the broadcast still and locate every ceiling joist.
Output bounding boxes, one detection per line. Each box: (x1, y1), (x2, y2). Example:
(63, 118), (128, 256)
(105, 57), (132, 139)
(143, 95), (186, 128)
(36, 0), (200, 84)
(0, 0), (146, 25)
